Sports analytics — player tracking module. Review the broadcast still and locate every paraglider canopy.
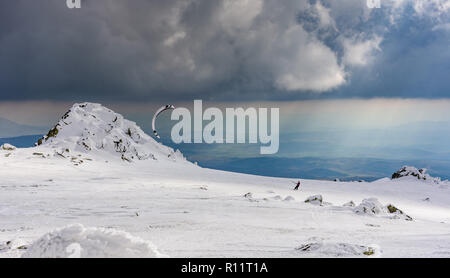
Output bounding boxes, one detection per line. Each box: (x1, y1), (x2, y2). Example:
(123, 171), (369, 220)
(152, 105), (175, 139)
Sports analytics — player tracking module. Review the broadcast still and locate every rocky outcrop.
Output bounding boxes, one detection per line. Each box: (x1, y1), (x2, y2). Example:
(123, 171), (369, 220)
(35, 103), (186, 163)
(392, 166), (429, 180)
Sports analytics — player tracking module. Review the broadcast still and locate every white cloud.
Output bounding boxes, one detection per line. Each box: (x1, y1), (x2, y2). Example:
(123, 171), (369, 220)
(7, 0), (447, 99)
(163, 31), (186, 47)
(157, 0), (347, 93)
(273, 26), (346, 91)
(314, 1), (337, 30)
(412, 0), (450, 16)
(433, 22), (450, 31)
(341, 35), (382, 67)
(219, 0), (263, 32)
(386, 0), (450, 24)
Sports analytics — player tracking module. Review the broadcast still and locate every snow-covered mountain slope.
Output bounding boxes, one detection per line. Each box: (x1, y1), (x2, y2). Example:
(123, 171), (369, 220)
(36, 102), (186, 163)
(0, 104), (450, 258)
(0, 153), (449, 258)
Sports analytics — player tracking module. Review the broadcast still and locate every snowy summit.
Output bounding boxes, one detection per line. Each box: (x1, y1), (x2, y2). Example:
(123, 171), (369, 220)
(35, 102), (186, 163)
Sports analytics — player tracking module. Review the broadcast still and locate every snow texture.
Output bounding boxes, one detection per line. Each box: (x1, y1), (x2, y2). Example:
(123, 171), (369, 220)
(343, 201), (355, 207)
(22, 224), (164, 258)
(296, 238), (380, 257)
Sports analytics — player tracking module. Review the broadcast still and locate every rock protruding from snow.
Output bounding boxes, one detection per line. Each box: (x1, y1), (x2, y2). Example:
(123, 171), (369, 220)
(0, 239), (28, 253)
(343, 201), (355, 207)
(243, 192), (253, 199)
(284, 196), (295, 201)
(354, 198), (413, 221)
(295, 238), (380, 257)
(386, 204), (413, 221)
(305, 195), (323, 206)
(22, 224), (165, 258)
(1, 143), (16, 151)
(354, 198), (384, 215)
(36, 103), (186, 162)
(391, 166), (440, 183)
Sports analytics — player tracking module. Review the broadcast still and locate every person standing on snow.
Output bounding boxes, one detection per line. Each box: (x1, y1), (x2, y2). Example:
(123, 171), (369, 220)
(294, 180), (301, 190)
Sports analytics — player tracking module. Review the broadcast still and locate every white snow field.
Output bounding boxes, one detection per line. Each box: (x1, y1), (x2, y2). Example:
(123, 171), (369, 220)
(1, 103), (450, 258)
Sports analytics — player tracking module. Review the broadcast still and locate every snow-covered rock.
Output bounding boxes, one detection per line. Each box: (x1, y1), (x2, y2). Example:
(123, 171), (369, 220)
(295, 239), (380, 257)
(305, 195), (323, 206)
(354, 198), (384, 215)
(0, 239), (27, 253)
(386, 204), (413, 221)
(1, 143), (16, 151)
(354, 198), (413, 221)
(22, 224), (164, 258)
(343, 201), (355, 207)
(36, 102), (186, 163)
(391, 166), (440, 183)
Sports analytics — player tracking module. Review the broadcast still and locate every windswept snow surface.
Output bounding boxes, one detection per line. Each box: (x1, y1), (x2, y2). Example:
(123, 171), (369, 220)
(22, 224), (164, 258)
(1, 103), (450, 258)
(1, 149), (449, 258)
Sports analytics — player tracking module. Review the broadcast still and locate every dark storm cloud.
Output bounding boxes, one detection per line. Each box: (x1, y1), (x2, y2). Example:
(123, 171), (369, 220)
(0, 0), (449, 101)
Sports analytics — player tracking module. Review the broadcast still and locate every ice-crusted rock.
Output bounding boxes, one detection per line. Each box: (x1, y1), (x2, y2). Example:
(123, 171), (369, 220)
(1, 143), (16, 151)
(22, 224), (165, 258)
(243, 192), (253, 199)
(386, 204), (413, 221)
(0, 239), (28, 253)
(305, 195), (323, 206)
(36, 102), (186, 162)
(354, 198), (413, 221)
(391, 166), (440, 183)
(284, 196), (295, 201)
(343, 201), (355, 207)
(354, 198), (384, 215)
(295, 238), (380, 257)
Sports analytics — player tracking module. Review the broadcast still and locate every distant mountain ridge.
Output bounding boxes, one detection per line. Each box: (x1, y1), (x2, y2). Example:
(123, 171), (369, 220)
(0, 135), (42, 148)
(0, 117), (47, 138)
(196, 156), (450, 181)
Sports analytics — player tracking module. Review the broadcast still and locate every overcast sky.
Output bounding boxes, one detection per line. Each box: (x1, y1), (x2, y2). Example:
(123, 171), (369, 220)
(0, 0), (449, 102)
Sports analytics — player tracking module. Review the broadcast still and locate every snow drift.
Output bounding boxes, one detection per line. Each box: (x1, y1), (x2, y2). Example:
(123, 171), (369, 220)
(36, 102), (185, 162)
(22, 224), (165, 258)
(295, 238), (380, 257)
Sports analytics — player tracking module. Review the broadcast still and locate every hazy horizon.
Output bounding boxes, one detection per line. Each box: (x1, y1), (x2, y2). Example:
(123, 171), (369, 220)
(1, 98), (449, 181)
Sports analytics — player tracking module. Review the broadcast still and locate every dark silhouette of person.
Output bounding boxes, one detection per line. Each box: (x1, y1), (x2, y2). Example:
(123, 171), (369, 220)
(294, 181), (301, 190)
